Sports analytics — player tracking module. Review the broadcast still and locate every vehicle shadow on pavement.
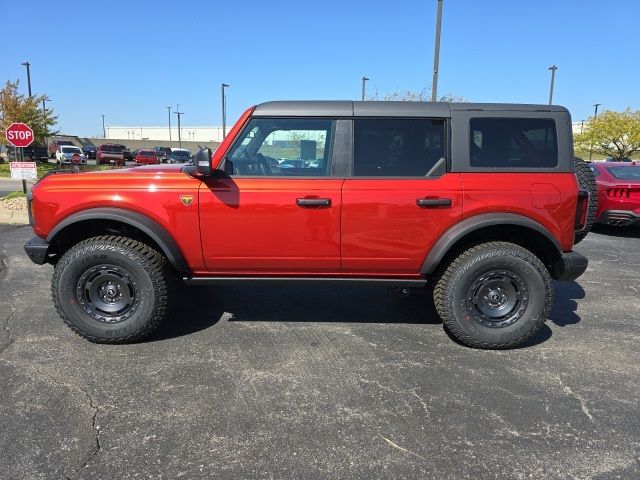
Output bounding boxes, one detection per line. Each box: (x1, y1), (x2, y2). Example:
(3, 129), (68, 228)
(592, 224), (640, 238)
(148, 285), (441, 342)
(549, 281), (585, 327)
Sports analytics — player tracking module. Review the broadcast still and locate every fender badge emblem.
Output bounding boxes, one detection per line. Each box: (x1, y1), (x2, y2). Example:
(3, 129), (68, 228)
(180, 195), (194, 206)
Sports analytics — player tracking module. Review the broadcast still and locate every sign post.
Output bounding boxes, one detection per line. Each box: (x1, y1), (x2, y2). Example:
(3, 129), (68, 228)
(5, 123), (36, 193)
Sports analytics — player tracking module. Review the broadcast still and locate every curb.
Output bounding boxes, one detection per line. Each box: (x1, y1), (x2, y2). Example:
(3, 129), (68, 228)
(0, 208), (29, 225)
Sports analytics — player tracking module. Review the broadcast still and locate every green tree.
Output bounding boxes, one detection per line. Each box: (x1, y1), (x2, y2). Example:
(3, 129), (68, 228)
(0, 80), (58, 146)
(574, 109), (640, 160)
(367, 87), (468, 103)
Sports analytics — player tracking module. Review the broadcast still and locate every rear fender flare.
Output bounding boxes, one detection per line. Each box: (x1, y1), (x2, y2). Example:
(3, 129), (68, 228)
(420, 213), (561, 275)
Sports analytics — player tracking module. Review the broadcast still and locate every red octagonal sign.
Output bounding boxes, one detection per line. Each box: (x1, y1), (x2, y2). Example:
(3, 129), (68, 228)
(5, 122), (34, 148)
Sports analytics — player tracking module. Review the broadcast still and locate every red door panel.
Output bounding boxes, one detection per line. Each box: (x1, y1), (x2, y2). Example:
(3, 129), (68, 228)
(341, 175), (463, 274)
(199, 178), (343, 274)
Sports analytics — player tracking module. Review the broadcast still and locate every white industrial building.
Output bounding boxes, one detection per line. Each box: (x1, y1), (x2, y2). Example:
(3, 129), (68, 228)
(105, 125), (226, 143)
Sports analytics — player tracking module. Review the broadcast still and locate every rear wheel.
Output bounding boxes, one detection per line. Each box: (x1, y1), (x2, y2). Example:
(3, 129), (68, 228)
(433, 242), (553, 349)
(52, 235), (174, 343)
(574, 157), (597, 243)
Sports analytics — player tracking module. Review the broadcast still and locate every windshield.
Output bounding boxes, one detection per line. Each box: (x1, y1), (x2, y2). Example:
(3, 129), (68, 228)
(62, 147), (82, 154)
(172, 151), (190, 158)
(138, 150), (156, 156)
(606, 166), (640, 180)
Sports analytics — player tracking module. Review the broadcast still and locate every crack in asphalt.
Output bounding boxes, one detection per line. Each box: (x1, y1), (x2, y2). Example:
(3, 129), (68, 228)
(4, 361), (102, 478)
(556, 375), (594, 422)
(0, 308), (15, 355)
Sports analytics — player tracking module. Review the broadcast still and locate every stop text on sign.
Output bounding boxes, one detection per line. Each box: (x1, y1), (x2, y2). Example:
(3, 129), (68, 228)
(7, 130), (33, 141)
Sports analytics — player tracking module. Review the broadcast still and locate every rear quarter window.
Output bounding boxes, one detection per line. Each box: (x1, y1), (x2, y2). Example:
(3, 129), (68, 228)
(470, 118), (558, 168)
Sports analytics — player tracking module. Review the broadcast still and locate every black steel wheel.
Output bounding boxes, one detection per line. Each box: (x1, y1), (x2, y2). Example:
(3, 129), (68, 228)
(434, 242), (553, 349)
(52, 235), (174, 343)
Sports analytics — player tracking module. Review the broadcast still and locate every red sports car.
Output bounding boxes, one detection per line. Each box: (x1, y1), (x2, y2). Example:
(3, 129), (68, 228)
(590, 161), (640, 226)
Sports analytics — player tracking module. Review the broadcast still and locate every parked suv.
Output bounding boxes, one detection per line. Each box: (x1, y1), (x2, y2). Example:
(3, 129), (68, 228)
(24, 101), (594, 349)
(48, 140), (75, 158)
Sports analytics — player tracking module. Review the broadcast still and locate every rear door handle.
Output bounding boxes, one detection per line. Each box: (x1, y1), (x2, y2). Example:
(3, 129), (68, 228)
(296, 198), (332, 207)
(416, 198), (452, 208)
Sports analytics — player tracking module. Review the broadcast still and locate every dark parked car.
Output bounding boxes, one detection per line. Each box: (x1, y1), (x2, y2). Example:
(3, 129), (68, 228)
(82, 145), (98, 159)
(153, 146), (172, 162)
(166, 148), (192, 164)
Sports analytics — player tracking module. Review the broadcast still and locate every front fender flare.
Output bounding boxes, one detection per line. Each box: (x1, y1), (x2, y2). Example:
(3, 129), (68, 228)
(46, 207), (190, 274)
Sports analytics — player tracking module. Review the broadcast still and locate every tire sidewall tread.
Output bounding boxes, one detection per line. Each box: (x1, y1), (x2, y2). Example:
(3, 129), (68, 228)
(52, 235), (173, 343)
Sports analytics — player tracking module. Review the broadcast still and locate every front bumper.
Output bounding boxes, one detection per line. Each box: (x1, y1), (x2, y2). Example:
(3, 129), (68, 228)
(553, 251), (588, 281)
(24, 236), (49, 265)
(598, 210), (640, 227)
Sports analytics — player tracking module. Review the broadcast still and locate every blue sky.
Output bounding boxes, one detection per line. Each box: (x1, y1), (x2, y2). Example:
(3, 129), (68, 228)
(2, 0), (638, 136)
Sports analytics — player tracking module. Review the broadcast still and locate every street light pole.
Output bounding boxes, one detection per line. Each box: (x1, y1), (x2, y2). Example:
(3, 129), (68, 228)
(166, 106), (172, 144)
(102, 115), (106, 139)
(548, 65), (557, 105)
(361, 76), (369, 101)
(589, 103), (601, 161)
(175, 109), (184, 148)
(431, 0), (444, 102)
(221, 83), (229, 139)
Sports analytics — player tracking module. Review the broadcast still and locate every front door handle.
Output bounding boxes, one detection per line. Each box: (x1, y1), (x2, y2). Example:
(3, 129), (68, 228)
(296, 198), (331, 207)
(416, 198), (452, 208)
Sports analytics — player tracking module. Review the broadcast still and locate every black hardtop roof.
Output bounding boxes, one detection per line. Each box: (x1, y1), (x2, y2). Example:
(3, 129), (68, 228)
(252, 101), (568, 118)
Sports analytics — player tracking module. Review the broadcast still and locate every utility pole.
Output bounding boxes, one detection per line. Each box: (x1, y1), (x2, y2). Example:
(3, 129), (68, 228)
(361, 76), (369, 101)
(21, 62), (35, 160)
(431, 0), (444, 102)
(548, 65), (557, 105)
(102, 115), (106, 139)
(589, 103), (601, 161)
(221, 83), (229, 139)
(175, 109), (184, 148)
(21, 62), (32, 96)
(42, 99), (49, 150)
(166, 106), (172, 144)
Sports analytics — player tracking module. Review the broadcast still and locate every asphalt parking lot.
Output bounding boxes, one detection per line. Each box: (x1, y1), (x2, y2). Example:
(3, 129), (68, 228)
(0, 224), (638, 479)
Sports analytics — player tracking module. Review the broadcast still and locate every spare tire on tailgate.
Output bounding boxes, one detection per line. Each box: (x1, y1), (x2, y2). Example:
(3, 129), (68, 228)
(573, 157), (597, 244)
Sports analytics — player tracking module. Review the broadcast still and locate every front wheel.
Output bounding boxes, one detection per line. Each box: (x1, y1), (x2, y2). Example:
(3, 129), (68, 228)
(52, 236), (174, 343)
(433, 242), (553, 349)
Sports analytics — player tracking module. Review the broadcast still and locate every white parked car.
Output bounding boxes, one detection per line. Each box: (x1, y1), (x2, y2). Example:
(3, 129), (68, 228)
(56, 146), (87, 165)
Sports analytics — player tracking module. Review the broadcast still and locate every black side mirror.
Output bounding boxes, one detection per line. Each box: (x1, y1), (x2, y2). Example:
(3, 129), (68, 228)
(195, 148), (212, 176)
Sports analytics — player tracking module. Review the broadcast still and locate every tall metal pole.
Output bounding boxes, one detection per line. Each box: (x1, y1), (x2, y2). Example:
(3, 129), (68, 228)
(21, 62), (32, 96)
(221, 83), (229, 139)
(21, 62), (35, 160)
(548, 65), (557, 105)
(361, 76), (369, 101)
(102, 115), (106, 138)
(175, 110), (184, 148)
(166, 106), (172, 144)
(431, 0), (443, 102)
(589, 103), (601, 161)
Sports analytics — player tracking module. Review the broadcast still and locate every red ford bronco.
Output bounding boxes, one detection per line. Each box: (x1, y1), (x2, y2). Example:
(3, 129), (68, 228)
(24, 101), (594, 349)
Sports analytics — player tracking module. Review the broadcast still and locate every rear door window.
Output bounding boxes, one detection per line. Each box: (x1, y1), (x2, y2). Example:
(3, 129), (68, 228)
(469, 118), (558, 168)
(353, 118), (446, 176)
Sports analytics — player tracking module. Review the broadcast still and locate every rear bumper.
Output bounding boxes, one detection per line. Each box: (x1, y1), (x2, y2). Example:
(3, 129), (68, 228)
(553, 251), (588, 281)
(24, 236), (49, 265)
(598, 210), (640, 226)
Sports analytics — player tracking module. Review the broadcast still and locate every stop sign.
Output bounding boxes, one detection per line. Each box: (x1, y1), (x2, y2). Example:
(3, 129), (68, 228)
(5, 123), (34, 148)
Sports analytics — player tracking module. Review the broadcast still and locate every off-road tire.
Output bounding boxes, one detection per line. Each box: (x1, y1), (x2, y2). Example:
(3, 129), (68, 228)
(433, 242), (553, 349)
(574, 157), (597, 244)
(52, 235), (174, 343)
